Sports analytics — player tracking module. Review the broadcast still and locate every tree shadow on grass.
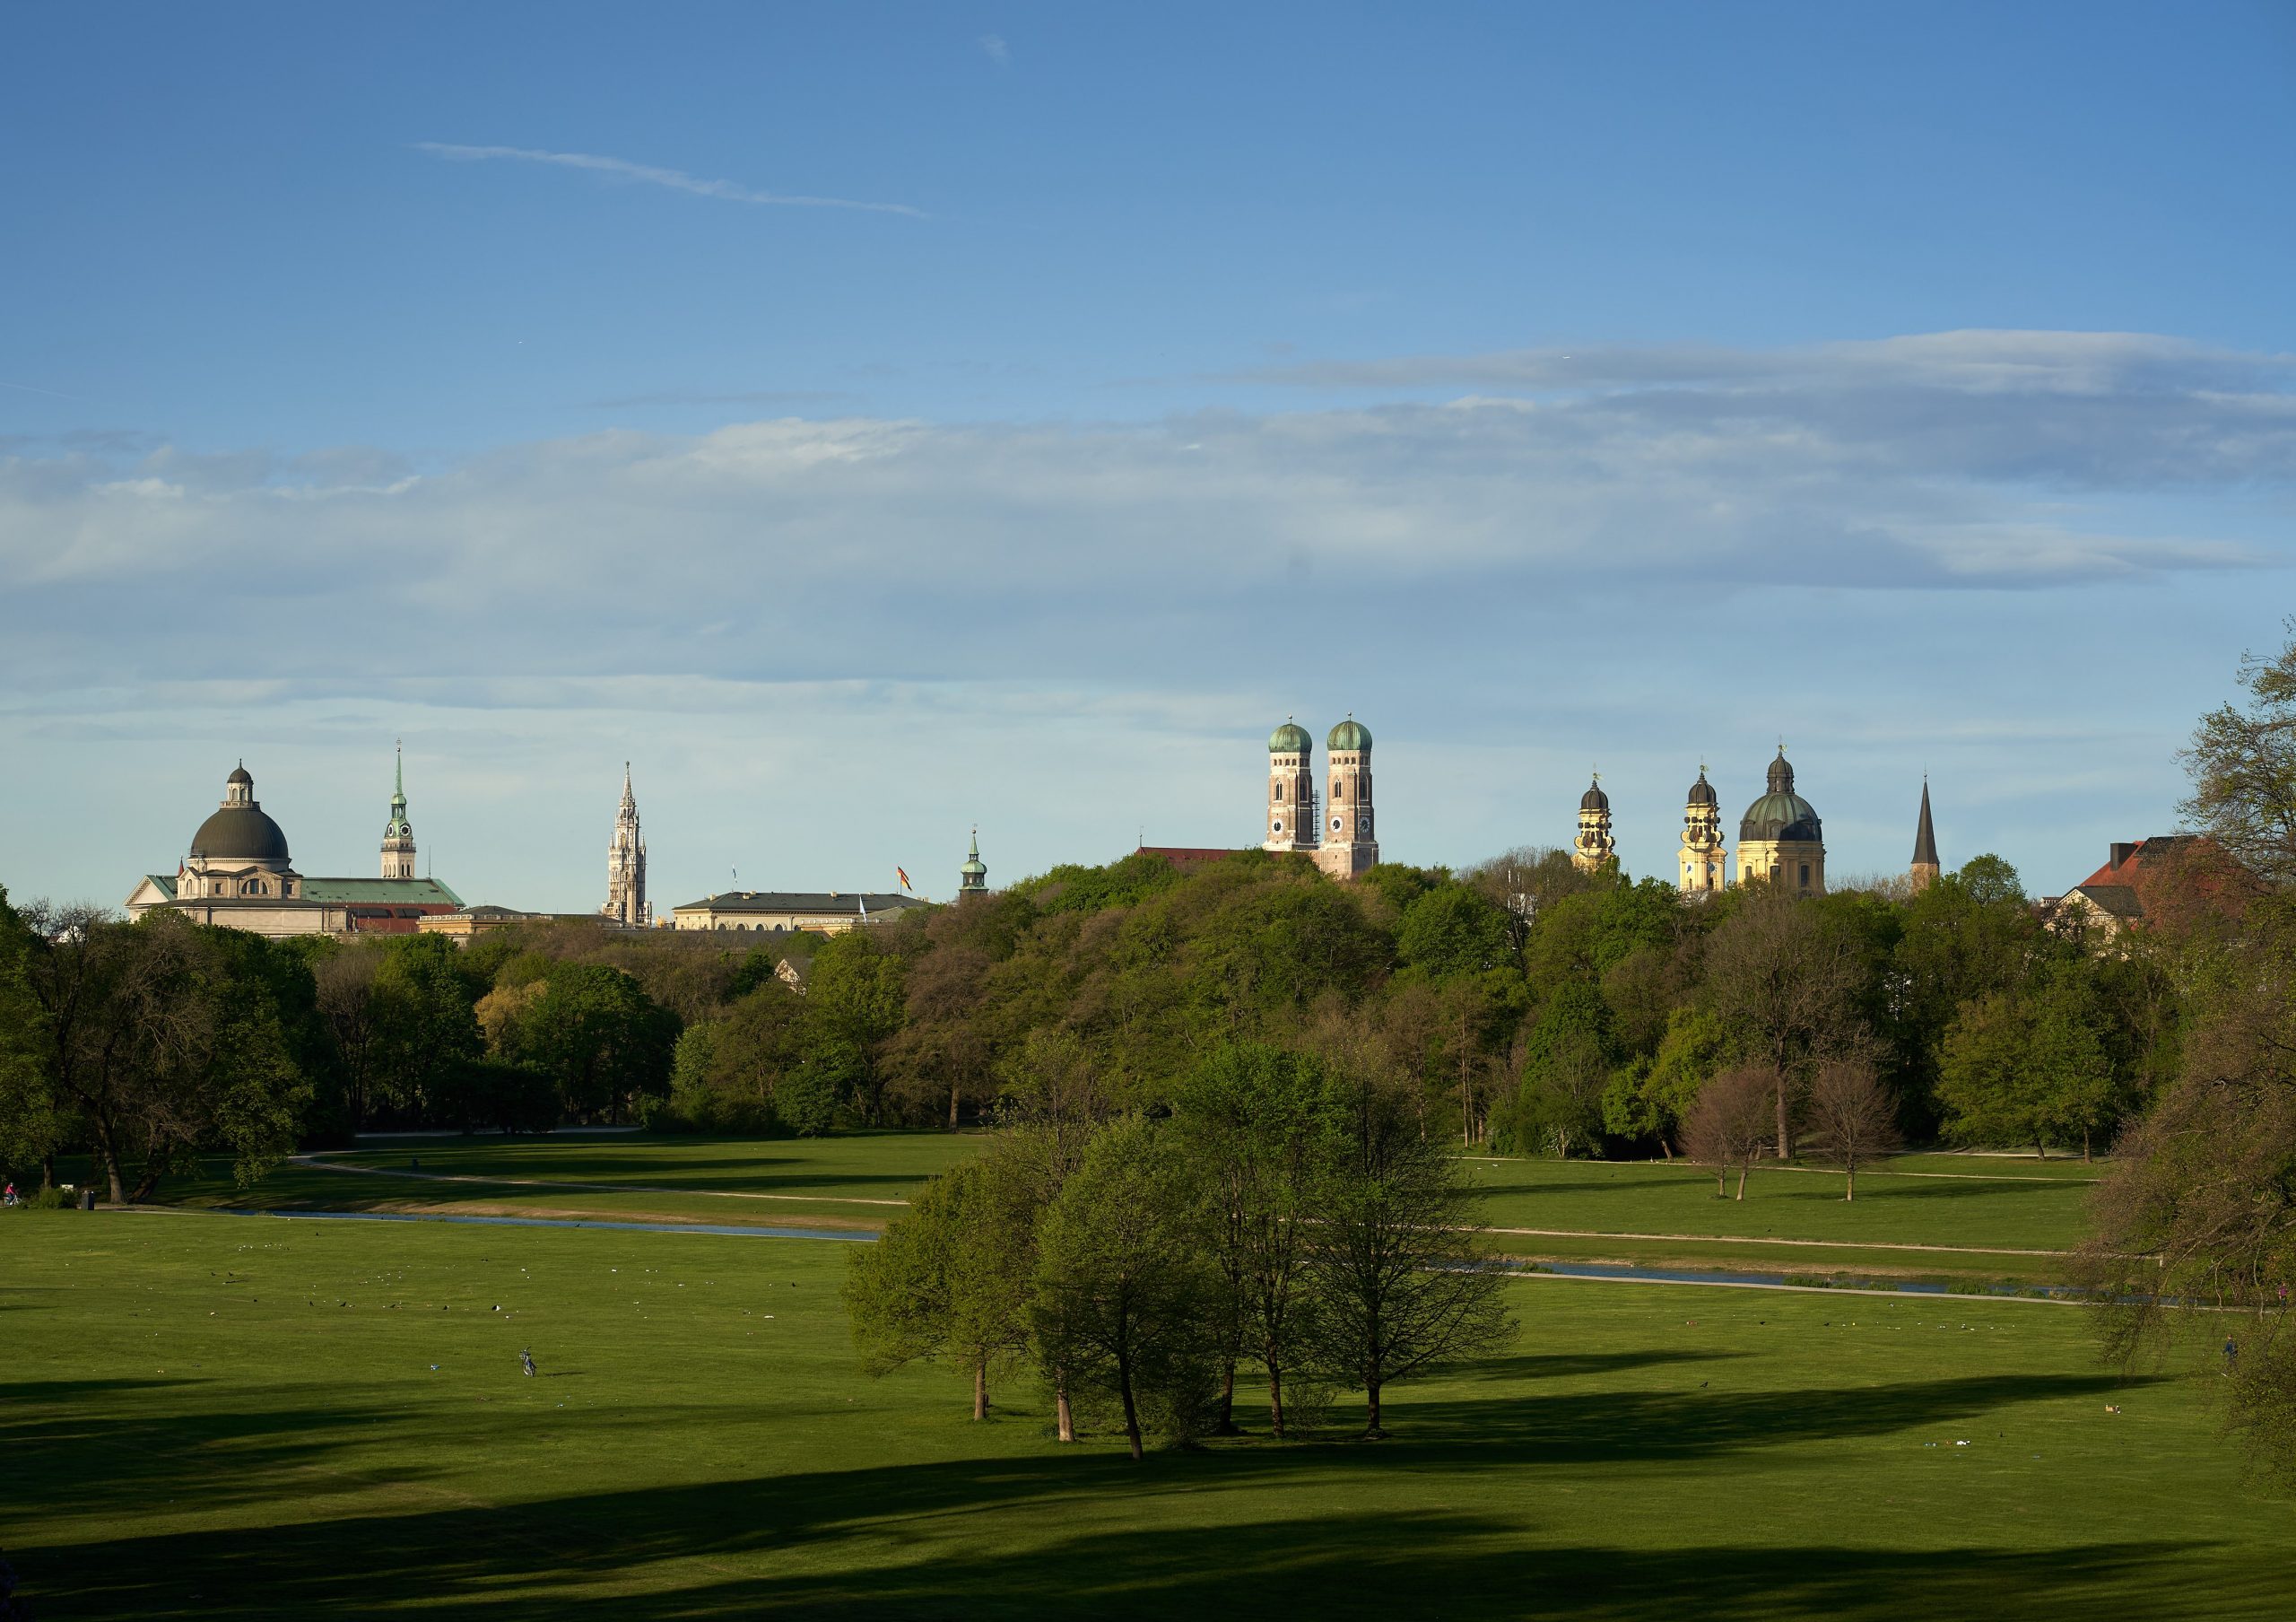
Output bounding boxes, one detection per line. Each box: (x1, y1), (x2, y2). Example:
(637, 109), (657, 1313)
(0, 1379), (733, 1527)
(19, 1462), (2247, 1621)
(12, 1368), (2214, 1619)
(1822, 1179), (2074, 1204)
(1454, 1348), (1744, 1384)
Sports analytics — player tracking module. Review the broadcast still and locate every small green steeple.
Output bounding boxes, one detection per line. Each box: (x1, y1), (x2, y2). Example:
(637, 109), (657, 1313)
(959, 828), (988, 893)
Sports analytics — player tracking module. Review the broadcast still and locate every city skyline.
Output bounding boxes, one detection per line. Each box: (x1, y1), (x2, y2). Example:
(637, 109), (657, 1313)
(4, 4), (2289, 907)
(110, 733), (1986, 918)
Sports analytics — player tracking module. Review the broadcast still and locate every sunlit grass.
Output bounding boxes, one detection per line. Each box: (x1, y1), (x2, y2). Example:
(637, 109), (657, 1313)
(2, 1204), (2282, 1618)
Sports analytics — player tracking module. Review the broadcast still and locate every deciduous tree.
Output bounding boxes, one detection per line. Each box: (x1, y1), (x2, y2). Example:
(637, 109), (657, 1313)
(1308, 1071), (1516, 1438)
(2182, 622), (2296, 888)
(1802, 1056), (1900, 1199)
(1683, 1064), (1777, 1199)
(1172, 1042), (1343, 1437)
(1705, 891), (1868, 1157)
(1031, 1116), (1220, 1459)
(846, 1151), (1038, 1420)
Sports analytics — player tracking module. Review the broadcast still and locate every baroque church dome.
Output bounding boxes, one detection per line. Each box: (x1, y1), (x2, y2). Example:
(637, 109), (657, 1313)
(1326, 717), (1372, 752)
(190, 764), (291, 865)
(1687, 770), (1718, 807)
(1739, 750), (1822, 843)
(1269, 720), (1313, 754)
(1579, 776), (1610, 812)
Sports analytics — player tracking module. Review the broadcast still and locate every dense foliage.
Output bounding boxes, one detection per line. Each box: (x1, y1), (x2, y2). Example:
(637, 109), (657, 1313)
(0, 814), (2204, 1200)
(846, 1041), (1516, 1451)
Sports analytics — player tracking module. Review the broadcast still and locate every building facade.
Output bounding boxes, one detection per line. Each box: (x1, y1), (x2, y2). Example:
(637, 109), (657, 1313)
(604, 763), (648, 927)
(671, 890), (926, 934)
(1678, 766), (1726, 894)
(1736, 748), (1826, 894)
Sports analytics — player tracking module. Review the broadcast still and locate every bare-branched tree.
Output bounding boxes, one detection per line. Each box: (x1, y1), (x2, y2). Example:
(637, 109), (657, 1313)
(1683, 1063), (1779, 1200)
(1802, 1056), (1901, 1200)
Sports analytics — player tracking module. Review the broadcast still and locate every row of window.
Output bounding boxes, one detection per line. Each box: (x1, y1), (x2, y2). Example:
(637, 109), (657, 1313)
(1272, 817), (1376, 837)
(1273, 776), (1373, 803)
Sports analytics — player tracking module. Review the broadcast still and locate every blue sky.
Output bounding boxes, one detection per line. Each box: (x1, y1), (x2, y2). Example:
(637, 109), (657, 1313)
(4, 3), (2292, 911)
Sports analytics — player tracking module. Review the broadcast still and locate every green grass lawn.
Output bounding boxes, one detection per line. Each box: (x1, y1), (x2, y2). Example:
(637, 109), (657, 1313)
(3, 1204), (2288, 1618)
(158, 1131), (986, 1234)
(144, 1133), (2102, 1288)
(1467, 1155), (2095, 1252)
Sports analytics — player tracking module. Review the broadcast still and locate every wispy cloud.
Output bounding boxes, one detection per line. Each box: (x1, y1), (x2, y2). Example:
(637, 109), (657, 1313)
(410, 143), (926, 219)
(1, 379), (102, 406)
(4, 328), (2288, 901)
(978, 34), (1011, 65)
(582, 388), (864, 410)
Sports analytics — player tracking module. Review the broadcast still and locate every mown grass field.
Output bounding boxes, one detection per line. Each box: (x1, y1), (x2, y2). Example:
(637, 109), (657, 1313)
(5, 1196), (2292, 1619)
(161, 1131), (981, 1234)
(157, 1133), (2100, 1288)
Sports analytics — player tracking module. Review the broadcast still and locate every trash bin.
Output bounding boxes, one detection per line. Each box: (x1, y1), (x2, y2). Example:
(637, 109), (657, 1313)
(78, 1188), (95, 1211)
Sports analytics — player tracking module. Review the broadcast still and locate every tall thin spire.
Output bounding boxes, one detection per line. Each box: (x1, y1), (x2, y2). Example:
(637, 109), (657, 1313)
(1912, 779), (1939, 867)
(1909, 778), (1941, 891)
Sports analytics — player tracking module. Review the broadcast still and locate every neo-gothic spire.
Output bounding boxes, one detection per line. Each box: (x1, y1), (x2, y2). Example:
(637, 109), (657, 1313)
(605, 762), (648, 925)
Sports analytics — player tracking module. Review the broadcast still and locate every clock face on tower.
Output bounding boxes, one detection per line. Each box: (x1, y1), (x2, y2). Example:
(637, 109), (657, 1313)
(1330, 816), (1343, 833)
(1358, 817), (1370, 834)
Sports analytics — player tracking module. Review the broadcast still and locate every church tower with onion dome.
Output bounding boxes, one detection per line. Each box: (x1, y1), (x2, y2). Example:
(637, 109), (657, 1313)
(1315, 717), (1379, 880)
(960, 828), (989, 894)
(1678, 764), (1726, 895)
(1737, 747), (1826, 894)
(379, 743), (416, 879)
(604, 763), (649, 926)
(1571, 773), (1616, 873)
(1265, 719), (1318, 855)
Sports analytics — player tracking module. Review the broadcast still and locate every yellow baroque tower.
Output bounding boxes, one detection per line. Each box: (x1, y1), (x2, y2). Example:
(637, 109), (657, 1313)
(1678, 764), (1726, 894)
(1571, 773), (1615, 873)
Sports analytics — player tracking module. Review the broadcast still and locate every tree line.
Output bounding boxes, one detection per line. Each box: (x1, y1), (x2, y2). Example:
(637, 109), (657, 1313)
(844, 1038), (1515, 1454)
(0, 779), (2211, 1201)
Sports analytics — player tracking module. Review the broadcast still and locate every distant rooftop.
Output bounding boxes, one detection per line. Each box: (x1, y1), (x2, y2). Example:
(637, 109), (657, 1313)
(674, 891), (925, 914)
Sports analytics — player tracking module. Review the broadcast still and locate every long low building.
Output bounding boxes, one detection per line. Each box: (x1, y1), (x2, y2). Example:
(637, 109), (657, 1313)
(126, 762), (463, 938)
(672, 889), (926, 934)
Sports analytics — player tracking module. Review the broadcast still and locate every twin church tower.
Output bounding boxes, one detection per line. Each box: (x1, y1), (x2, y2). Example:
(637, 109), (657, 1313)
(1264, 718), (1381, 880)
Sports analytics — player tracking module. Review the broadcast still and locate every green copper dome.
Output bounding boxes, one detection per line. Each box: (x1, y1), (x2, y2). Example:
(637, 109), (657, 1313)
(1739, 750), (1822, 843)
(1269, 720), (1313, 754)
(1326, 717), (1372, 752)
